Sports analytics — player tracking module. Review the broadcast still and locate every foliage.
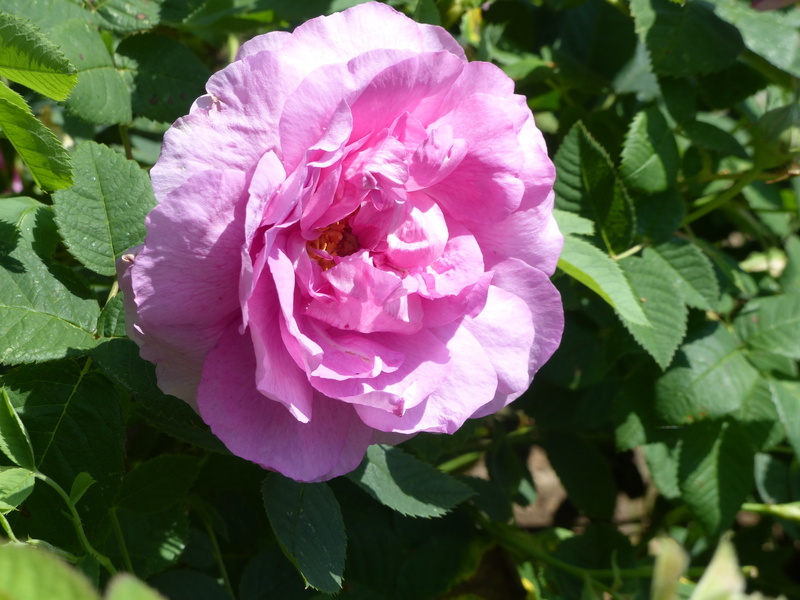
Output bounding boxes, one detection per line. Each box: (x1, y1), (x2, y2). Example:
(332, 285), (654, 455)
(0, 0), (798, 598)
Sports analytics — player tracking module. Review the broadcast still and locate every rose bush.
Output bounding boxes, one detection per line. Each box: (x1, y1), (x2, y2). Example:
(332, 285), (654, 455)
(118, 1), (563, 482)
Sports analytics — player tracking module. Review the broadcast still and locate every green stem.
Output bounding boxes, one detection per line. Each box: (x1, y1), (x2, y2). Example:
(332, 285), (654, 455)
(199, 509), (234, 599)
(34, 472), (117, 575)
(682, 170), (760, 227)
(109, 507), (134, 573)
(0, 512), (19, 543)
(475, 512), (752, 582)
(118, 125), (133, 161)
(438, 451), (483, 473)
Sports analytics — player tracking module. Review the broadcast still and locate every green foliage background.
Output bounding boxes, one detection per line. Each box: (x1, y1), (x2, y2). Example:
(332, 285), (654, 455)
(0, 0), (798, 598)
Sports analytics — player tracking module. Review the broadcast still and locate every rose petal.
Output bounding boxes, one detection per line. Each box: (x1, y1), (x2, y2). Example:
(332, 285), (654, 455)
(198, 321), (374, 482)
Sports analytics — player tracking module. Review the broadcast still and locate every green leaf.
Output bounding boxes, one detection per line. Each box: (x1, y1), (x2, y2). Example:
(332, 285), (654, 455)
(0, 12), (77, 100)
(0, 543), (100, 600)
(677, 419), (754, 536)
(706, 0), (800, 78)
(0, 196), (59, 259)
(643, 442), (681, 499)
(619, 252), (688, 369)
(262, 475), (346, 593)
(656, 324), (759, 423)
(1, 361), (124, 516)
(558, 235), (649, 325)
(116, 33), (210, 123)
(0, 387), (35, 469)
(97, 294), (127, 338)
(110, 505), (188, 579)
(779, 235), (800, 294)
(634, 187), (685, 243)
(554, 122), (636, 253)
(0, 466), (35, 513)
(544, 433), (617, 519)
(105, 574), (167, 600)
(734, 377), (783, 451)
(0, 81), (72, 191)
(630, 0), (744, 77)
(116, 455), (200, 513)
(89, 0), (163, 33)
(346, 445), (474, 518)
(646, 239), (719, 310)
(735, 294), (800, 360)
(0, 240), (99, 364)
(770, 379), (800, 457)
(0, 0), (132, 125)
(554, 208), (595, 237)
(91, 338), (226, 453)
(413, 0), (441, 25)
(680, 120), (748, 158)
(619, 107), (679, 194)
(68, 472), (95, 507)
(53, 142), (156, 276)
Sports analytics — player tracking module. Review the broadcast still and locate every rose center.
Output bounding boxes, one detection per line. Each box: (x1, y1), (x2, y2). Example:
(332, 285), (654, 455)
(306, 216), (360, 270)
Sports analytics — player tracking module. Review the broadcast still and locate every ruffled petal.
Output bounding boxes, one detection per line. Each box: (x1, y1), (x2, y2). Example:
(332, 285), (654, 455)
(198, 321), (374, 483)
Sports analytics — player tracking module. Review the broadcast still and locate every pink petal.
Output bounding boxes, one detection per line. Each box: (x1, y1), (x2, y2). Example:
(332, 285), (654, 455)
(121, 169), (247, 403)
(198, 321), (375, 482)
(384, 194), (449, 269)
(354, 322), (497, 434)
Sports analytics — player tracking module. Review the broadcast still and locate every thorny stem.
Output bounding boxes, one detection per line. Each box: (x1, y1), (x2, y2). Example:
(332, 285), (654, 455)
(34, 472), (117, 575)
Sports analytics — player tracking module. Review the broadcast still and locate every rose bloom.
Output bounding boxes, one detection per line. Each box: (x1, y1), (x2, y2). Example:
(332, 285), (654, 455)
(119, 1), (563, 482)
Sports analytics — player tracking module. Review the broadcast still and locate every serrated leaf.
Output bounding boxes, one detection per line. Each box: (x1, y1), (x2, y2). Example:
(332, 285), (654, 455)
(554, 208), (595, 237)
(643, 442), (681, 499)
(0, 12), (77, 100)
(89, 0), (163, 33)
(0, 387), (35, 469)
(770, 379), (800, 457)
(0, 543), (100, 600)
(0, 466), (35, 513)
(262, 475), (345, 593)
(1, 360), (124, 518)
(0, 0), (131, 125)
(634, 187), (685, 243)
(619, 253), (688, 368)
(554, 122), (636, 253)
(558, 234), (649, 325)
(680, 120), (748, 158)
(91, 338), (226, 453)
(656, 323), (759, 423)
(0, 81), (72, 191)
(734, 377), (783, 451)
(647, 239), (719, 310)
(0, 240), (99, 364)
(413, 0), (441, 25)
(346, 445), (474, 518)
(68, 472), (95, 507)
(105, 574), (167, 600)
(116, 33), (209, 123)
(619, 107), (679, 194)
(780, 235), (800, 294)
(630, 0), (744, 77)
(706, 0), (800, 78)
(735, 294), (800, 360)
(678, 419), (754, 536)
(53, 142), (156, 276)
(116, 455), (200, 513)
(0, 196), (59, 259)
(96, 294), (127, 338)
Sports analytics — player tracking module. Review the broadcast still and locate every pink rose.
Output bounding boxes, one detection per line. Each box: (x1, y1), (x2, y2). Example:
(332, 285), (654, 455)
(118, 1), (563, 482)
